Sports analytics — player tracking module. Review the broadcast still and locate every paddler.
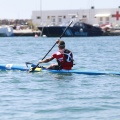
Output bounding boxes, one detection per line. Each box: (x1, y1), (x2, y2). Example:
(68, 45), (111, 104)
(38, 40), (74, 70)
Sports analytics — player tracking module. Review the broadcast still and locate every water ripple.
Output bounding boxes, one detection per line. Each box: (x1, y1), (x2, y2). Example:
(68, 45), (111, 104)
(0, 37), (120, 120)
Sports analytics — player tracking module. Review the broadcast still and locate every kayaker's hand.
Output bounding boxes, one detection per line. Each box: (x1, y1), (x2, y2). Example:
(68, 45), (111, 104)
(56, 39), (60, 44)
(38, 60), (43, 63)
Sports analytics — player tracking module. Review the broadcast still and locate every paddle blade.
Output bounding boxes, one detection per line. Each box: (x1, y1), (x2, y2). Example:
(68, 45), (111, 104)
(29, 67), (35, 72)
(29, 63), (40, 72)
(29, 67), (42, 72)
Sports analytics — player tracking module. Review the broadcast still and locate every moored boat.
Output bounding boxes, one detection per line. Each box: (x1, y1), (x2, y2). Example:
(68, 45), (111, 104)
(38, 21), (103, 37)
(0, 26), (14, 37)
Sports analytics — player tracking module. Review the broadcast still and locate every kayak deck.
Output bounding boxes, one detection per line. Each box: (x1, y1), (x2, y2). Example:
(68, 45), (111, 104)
(0, 64), (120, 75)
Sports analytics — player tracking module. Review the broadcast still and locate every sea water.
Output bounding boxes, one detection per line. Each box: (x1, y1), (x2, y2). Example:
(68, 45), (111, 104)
(0, 36), (120, 120)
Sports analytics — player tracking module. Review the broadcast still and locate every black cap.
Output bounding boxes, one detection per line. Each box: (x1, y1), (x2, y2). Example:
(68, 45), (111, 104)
(58, 40), (65, 47)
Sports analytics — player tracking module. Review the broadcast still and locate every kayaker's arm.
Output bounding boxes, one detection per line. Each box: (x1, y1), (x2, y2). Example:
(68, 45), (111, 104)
(38, 40), (59, 64)
(39, 57), (54, 63)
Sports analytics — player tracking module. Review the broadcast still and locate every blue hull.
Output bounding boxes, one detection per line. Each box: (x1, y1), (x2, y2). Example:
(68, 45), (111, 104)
(38, 22), (103, 37)
(0, 64), (120, 75)
(46, 69), (120, 75)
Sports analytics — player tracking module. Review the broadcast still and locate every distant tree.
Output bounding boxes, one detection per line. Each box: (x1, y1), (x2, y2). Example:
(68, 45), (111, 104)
(27, 20), (39, 30)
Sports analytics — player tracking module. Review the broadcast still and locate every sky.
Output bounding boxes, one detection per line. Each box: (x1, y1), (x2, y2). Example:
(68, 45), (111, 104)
(0, 0), (120, 19)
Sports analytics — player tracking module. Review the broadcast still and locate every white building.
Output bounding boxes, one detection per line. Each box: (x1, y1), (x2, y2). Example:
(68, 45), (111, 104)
(31, 7), (120, 27)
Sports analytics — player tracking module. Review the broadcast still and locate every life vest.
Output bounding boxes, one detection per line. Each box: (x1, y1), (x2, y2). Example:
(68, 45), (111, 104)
(57, 49), (73, 70)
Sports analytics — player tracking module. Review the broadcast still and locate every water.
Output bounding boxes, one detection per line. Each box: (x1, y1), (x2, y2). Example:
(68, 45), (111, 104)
(0, 36), (120, 120)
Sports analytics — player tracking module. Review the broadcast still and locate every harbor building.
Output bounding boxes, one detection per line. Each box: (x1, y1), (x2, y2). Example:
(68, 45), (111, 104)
(32, 7), (120, 27)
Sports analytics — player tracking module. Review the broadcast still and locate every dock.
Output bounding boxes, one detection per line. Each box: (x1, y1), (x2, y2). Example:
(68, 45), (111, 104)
(103, 29), (120, 36)
(13, 29), (41, 36)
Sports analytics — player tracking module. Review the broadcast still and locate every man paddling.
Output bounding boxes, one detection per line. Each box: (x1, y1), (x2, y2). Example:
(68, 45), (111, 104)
(38, 40), (74, 70)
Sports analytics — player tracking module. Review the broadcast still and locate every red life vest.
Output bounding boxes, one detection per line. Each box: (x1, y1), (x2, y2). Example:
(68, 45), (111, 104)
(52, 49), (73, 70)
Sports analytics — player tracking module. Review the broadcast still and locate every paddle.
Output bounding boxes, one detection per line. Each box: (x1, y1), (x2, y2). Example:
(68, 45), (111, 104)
(29, 20), (73, 72)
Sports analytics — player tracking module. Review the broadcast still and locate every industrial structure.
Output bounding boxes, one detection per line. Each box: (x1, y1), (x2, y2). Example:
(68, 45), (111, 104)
(32, 7), (120, 27)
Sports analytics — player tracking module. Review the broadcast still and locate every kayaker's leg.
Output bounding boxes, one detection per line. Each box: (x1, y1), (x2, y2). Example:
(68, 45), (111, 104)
(47, 64), (60, 70)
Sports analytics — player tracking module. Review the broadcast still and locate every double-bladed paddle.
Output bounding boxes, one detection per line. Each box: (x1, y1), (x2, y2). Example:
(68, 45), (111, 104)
(29, 20), (73, 72)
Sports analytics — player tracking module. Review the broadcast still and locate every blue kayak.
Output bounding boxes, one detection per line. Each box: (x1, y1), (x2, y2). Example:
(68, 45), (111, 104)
(0, 63), (120, 76)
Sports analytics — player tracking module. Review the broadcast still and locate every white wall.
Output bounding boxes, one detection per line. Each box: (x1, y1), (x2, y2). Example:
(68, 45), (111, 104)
(32, 8), (120, 27)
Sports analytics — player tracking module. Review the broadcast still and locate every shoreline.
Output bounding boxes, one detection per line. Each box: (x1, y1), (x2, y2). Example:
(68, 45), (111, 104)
(13, 29), (41, 36)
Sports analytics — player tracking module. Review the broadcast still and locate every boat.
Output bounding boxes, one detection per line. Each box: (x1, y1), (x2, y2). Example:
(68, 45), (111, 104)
(38, 21), (103, 37)
(13, 29), (41, 37)
(0, 63), (120, 76)
(0, 26), (14, 37)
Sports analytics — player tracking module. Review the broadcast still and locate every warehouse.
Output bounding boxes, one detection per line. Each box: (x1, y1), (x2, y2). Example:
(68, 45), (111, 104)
(32, 7), (120, 27)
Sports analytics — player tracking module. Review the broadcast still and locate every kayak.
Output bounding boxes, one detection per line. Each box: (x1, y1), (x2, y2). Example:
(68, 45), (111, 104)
(0, 63), (120, 76)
